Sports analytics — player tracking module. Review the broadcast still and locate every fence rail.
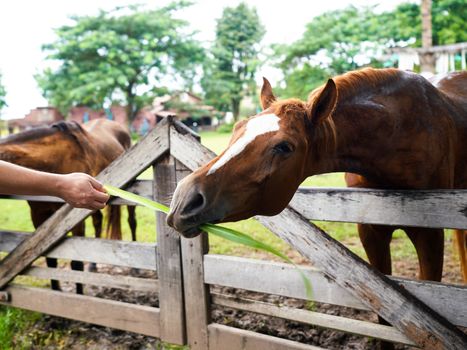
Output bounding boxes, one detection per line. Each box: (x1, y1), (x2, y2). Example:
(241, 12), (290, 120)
(0, 230), (157, 270)
(0, 117), (466, 349)
(1, 284), (160, 337)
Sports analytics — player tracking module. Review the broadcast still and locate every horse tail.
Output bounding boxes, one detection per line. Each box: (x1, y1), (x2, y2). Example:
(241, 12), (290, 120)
(454, 230), (467, 282)
(106, 205), (122, 240)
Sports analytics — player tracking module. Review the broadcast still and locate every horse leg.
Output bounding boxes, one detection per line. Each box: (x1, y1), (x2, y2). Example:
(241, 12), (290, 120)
(454, 230), (467, 282)
(88, 211), (103, 272)
(405, 228), (444, 281)
(106, 205), (122, 240)
(358, 224), (393, 275)
(92, 210), (103, 239)
(71, 221), (86, 294)
(358, 223), (395, 350)
(127, 205), (137, 242)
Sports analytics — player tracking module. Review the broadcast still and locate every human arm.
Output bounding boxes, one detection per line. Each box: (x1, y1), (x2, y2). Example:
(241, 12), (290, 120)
(0, 160), (109, 210)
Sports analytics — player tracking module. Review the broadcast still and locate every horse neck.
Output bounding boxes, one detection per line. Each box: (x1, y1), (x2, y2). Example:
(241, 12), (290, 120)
(307, 91), (457, 188)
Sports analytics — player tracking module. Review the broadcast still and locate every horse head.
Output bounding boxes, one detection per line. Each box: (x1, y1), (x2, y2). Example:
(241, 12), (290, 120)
(167, 77), (337, 237)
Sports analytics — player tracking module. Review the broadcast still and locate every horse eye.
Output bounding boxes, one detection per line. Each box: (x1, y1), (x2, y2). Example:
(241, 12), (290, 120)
(273, 141), (294, 155)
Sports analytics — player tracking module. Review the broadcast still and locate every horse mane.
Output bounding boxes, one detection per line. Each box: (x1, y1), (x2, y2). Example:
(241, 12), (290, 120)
(319, 67), (403, 104)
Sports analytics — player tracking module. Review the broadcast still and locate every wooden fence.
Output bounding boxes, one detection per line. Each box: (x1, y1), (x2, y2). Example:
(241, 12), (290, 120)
(0, 117), (466, 349)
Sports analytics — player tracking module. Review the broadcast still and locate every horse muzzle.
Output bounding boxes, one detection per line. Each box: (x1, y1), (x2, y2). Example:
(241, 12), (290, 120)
(166, 179), (225, 238)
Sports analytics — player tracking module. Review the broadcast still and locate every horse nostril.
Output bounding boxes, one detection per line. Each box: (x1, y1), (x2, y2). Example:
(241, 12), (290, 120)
(181, 191), (205, 216)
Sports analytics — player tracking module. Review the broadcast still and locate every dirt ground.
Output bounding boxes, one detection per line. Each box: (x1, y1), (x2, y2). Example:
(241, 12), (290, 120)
(11, 237), (465, 350)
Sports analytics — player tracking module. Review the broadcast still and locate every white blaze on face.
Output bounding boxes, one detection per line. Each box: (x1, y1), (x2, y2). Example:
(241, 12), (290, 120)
(207, 113), (280, 175)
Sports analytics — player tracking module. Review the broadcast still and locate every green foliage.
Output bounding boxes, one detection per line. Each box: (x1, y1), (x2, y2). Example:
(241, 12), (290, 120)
(216, 122), (234, 134)
(276, 64), (330, 101)
(0, 72), (6, 113)
(201, 2), (265, 121)
(379, 0), (467, 46)
(0, 306), (42, 349)
(36, 2), (204, 120)
(277, 0), (467, 98)
(165, 99), (210, 120)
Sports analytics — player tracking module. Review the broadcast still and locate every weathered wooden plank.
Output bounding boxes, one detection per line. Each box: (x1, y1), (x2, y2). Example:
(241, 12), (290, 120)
(291, 187), (467, 230)
(208, 324), (325, 350)
(259, 209), (467, 349)
(23, 266), (158, 292)
(204, 255), (467, 327)
(204, 254), (368, 310)
(176, 159), (211, 350)
(154, 155), (186, 345)
(211, 293), (415, 346)
(0, 231), (157, 270)
(169, 122), (216, 171)
(0, 119), (169, 289)
(1, 284), (160, 337)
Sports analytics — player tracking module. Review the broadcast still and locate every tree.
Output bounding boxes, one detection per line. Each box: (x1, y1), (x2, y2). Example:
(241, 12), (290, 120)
(0, 72), (6, 114)
(276, 0), (466, 97)
(275, 64), (329, 101)
(201, 2), (265, 121)
(36, 2), (204, 121)
(420, 0), (435, 73)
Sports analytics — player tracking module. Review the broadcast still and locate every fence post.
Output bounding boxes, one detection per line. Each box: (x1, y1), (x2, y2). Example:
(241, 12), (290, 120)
(154, 155), (186, 345)
(176, 159), (211, 350)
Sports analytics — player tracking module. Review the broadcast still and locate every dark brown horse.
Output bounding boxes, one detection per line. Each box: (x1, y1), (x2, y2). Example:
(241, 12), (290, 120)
(0, 119), (136, 293)
(167, 68), (467, 286)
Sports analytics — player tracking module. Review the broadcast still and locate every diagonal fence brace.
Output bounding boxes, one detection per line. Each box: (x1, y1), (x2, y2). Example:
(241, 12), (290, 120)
(0, 118), (170, 290)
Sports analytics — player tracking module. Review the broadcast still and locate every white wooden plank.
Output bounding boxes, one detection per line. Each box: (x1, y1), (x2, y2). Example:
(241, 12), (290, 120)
(176, 159), (211, 350)
(204, 255), (467, 327)
(204, 254), (366, 310)
(0, 231), (157, 270)
(170, 123), (216, 170)
(23, 266), (158, 292)
(208, 324), (325, 350)
(2, 284), (160, 337)
(291, 187), (467, 230)
(154, 155), (186, 344)
(211, 293), (415, 346)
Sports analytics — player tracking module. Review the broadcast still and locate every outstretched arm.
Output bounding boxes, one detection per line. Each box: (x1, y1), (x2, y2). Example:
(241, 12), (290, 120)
(0, 160), (109, 210)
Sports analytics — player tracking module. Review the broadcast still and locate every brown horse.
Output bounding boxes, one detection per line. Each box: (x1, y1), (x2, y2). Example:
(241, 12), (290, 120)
(167, 68), (467, 285)
(0, 119), (136, 293)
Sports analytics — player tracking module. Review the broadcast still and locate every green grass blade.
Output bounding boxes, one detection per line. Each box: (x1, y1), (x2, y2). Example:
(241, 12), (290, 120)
(202, 223), (313, 299)
(104, 184), (313, 300)
(104, 185), (170, 214)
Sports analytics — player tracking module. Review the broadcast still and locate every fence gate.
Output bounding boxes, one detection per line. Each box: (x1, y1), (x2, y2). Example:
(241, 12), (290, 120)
(0, 117), (466, 349)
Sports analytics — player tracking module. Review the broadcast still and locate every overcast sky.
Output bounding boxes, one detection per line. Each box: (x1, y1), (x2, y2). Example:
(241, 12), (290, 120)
(0, 0), (411, 120)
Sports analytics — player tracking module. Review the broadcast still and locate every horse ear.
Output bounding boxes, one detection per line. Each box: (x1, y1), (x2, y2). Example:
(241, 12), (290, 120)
(309, 79), (337, 125)
(260, 77), (276, 110)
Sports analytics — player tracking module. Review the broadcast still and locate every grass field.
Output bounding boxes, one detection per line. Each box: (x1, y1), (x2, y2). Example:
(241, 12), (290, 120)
(0, 129), (457, 348)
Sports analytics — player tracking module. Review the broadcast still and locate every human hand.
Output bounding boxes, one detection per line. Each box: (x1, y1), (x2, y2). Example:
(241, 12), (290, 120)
(56, 173), (109, 210)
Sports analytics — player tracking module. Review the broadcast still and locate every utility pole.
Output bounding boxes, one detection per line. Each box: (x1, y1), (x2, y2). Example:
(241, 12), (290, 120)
(420, 0), (436, 74)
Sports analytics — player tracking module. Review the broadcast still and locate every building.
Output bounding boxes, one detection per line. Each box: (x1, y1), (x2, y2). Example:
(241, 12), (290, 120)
(7, 107), (64, 133)
(131, 91), (217, 135)
(68, 105), (128, 126)
(389, 42), (467, 76)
